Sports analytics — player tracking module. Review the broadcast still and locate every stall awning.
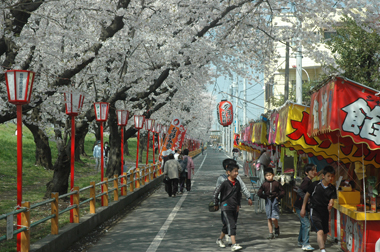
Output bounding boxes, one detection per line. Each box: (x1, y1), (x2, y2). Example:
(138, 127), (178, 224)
(275, 102), (380, 167)
(251, 121), (268, 145)
(308, 76), (380, 151)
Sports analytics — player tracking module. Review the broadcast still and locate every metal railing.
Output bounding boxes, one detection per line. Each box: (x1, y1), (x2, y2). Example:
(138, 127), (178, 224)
(0, 163), (162, 252)
(0, 148), (201, 252)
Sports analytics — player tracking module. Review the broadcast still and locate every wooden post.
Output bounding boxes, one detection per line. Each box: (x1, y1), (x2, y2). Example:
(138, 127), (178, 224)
(122, 172), (127, 196)
(51, 192), (59, 234)
(150, 165), (154, 181)
(146, 166), (150, 182)
(113, 175), (119, 201)
(135, 168), (140, 189)
(130, 170), (134, 192)
(73, 186), (80, 223)
(103, 178), (109, 206)
(141, 167), (145, 185)
(20, 201), (30, 252)
(89, 182), (96, 214)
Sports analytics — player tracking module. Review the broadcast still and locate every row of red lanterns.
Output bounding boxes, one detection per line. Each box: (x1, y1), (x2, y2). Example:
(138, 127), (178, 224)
(4, 69), (171, 250)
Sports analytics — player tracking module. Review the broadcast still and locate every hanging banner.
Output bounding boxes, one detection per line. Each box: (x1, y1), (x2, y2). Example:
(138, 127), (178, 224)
(268, 112), (279, 144)
(160, 117), (186, 155)
(308, 76), (380, 150)
(179, 127), (187, 149)
(278, 102), (380, 166)
(251, 122), (268, 145)
(233, 133), (240, 147)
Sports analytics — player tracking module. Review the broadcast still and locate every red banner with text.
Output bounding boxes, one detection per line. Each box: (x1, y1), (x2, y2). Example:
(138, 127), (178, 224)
(308, 77), (380, 150)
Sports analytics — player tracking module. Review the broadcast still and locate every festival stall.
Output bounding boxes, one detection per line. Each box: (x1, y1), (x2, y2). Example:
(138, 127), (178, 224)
(308, 76), (380, 252)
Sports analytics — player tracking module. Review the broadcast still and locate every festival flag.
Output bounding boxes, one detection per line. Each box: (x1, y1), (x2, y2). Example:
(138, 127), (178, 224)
(160, 117), (186, 155)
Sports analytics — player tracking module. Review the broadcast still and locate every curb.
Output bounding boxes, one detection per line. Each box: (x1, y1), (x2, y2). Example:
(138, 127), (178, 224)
(30, 176), (164, 252)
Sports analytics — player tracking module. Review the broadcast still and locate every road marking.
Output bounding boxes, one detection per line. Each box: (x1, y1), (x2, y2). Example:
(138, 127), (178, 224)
(146, 154), (207, 252)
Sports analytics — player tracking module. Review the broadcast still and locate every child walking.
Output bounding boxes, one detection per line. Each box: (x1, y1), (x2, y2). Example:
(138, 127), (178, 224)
(258, 168), (285, 239)
(300, 166), (337, 252)
(213, 164), (243, 251)
(294, 164), (317, 251)
(214, 158), (253, 246)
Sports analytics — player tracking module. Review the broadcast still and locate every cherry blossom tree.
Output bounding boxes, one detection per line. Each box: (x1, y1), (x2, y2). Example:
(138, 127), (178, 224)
(1, 0), (378, 195)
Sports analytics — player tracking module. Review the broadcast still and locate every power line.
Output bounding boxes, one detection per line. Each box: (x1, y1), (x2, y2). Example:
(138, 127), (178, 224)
(218, 91), (267, 110)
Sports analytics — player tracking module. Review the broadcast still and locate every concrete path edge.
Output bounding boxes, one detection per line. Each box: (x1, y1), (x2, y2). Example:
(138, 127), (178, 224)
(30, 175), (164, 252)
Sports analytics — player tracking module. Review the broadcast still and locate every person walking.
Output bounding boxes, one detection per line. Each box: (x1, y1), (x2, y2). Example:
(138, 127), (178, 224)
(93, 142), (102, 171)
(294, 164), (317, 251)
(213, 164), (243, 251)
(182, 149), (195, 192)
(257, 167), (285, 239)
(301, 166), (337, 252)
(215, 158), (253, 245)
(163, 153), (182, 197)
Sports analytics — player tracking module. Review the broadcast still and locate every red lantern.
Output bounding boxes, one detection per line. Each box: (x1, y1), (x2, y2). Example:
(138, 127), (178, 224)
(94, 102), (109, 122)
(134, 115), (145, 129)
(64, 91), (84, 116)
(5, 70), (35, 105)
(217, 100), (233, 127)
(116, 110), (129, 126)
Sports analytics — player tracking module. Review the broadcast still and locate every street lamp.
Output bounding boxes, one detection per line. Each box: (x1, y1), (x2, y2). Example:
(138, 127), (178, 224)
(144, 119), (154, 165)
(4, 69), (35, 251)
(292, 65), (310, 83)
(94, 102), (109, 206)
(64, 90), (84, 223)
(134, 115), (145, 179)
(116, 109), (129, 195)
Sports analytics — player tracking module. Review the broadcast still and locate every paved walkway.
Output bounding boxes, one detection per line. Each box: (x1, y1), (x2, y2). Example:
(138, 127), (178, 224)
(86, 150), (341, 252)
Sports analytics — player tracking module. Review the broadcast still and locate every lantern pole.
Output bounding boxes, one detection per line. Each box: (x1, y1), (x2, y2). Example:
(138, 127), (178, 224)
(16, 104), (22, 252)
(152, 132), (155, 165)
(136, 128), (140, 171)
(146, 129), (150, 165)
(70, 115), (75, 223)
(120, 126), (124, 195)
(100, 121), (104, 206)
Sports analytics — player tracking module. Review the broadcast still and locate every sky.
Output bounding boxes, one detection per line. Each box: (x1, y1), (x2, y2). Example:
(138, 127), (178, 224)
(208, 70), (265, 131)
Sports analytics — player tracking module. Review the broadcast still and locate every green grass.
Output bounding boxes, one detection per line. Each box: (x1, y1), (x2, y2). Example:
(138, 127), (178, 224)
(0, 123), (158, 252)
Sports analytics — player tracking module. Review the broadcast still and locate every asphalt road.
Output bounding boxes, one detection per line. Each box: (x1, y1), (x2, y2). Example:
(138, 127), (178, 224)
(85, 150), (341, 252)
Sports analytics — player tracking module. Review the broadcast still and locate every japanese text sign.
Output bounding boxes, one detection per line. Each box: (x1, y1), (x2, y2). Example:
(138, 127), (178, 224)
(308, 77), (380, 150)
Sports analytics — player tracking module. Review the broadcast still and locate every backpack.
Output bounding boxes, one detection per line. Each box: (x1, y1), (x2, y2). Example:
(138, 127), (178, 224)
(180, 157), (188, 178)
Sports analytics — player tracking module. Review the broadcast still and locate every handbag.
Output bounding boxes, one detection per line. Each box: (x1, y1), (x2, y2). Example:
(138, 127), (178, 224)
(208, 186), (237, 212)
(163, 176), (170, 184)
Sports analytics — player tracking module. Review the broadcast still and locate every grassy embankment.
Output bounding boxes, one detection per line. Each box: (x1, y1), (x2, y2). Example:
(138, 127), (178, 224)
(0, 123), (156, 252)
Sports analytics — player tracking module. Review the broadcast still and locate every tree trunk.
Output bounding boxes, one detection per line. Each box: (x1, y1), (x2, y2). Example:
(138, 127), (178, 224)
(77, 130), (88, 158)
(23, 108), (53, 170)
(105, 104), (121, 177)
(45, 119), (87, 197)
(45, 143), (71, 197)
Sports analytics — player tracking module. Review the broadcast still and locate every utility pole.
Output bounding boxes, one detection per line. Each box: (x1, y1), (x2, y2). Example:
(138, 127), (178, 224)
(234, 79), (239, 133)
(229, 83), (233, 153)
(285, 42), (290, 101)
(296, 18), (303, 104)
(243, 75), (247, 125)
